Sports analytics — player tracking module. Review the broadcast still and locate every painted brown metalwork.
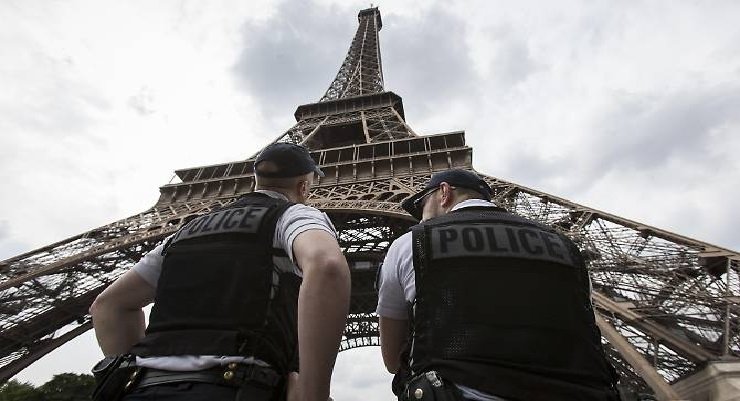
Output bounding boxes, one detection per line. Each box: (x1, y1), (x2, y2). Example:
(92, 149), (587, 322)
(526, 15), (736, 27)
(0, 7), (738, 398)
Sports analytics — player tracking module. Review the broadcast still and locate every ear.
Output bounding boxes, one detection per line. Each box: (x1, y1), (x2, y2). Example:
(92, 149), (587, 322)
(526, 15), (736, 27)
(297, 179), (308, 196)
(440, 182), (455, 208)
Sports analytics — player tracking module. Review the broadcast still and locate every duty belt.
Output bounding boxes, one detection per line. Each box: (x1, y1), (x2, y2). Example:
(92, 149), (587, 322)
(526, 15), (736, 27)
(133, 363), (281, 390)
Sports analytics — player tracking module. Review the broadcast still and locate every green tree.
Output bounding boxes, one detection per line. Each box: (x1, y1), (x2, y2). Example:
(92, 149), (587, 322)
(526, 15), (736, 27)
(0, 379), (44, 401)
(0, 373), (95, 401)
(38, 373), (95, 401)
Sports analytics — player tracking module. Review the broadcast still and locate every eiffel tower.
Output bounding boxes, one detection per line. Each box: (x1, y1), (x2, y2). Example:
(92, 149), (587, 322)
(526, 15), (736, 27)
(1, 7), (739, 399)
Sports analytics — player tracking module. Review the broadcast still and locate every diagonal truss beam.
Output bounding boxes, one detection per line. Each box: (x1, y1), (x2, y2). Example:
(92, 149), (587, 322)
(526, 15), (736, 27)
(593, 292), (714, 362)
(595, 313), (681, 400)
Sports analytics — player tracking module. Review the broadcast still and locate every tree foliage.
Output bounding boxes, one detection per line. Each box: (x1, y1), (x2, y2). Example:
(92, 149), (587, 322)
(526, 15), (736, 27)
(0, 373), (94, 401)
(0, 380), (45, 401)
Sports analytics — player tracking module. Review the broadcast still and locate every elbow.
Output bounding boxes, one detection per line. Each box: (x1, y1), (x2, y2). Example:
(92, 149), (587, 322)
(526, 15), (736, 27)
(380, 341), (401, 374)
(89, 292), (108, 319)
(306, 253), (350, 282)
(381, 351), (399, 374)
(326, 255), (350, 280)
(90, 289), (126, 320)
(321, 256), (351, 297)
(385, 362), (398, 375)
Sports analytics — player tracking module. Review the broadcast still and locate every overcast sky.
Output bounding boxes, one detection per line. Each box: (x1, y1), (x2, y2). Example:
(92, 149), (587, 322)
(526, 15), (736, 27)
(1, 0), (739, 398)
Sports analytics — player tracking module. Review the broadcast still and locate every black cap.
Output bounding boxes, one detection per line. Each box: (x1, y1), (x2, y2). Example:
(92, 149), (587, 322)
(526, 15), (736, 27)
(254, 142), (324, 178)
(401, 169), (493, 220)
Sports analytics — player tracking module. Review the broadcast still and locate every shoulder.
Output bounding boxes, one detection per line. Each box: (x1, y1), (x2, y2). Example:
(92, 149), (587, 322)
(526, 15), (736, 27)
(275, 204), (337, 249)
(284, 202), (322, 215)
(387, 231), (413, 254)
(281, 204), (334, 227)
(383, 232), (413, 270)
(283, 203), (323, 218)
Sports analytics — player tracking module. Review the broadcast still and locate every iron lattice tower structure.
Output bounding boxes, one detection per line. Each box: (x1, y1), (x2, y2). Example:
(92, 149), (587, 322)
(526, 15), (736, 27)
(1, 7), (739, 398)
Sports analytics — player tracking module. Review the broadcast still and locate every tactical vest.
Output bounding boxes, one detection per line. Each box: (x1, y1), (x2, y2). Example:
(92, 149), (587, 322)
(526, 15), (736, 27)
(131, 192), (301, 374)
(408, 207), (618, 401)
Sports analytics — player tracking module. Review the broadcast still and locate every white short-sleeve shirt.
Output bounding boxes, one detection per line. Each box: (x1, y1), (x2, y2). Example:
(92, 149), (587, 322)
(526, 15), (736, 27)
(132, 190), (336, 371)
(376, 199), (507, 401)
(376, 199), (495, 318)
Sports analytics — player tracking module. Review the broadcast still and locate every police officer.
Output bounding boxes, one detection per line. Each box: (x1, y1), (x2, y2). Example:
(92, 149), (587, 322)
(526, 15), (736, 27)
(91, 143), (350, 401)
(376, 169), (618, 401)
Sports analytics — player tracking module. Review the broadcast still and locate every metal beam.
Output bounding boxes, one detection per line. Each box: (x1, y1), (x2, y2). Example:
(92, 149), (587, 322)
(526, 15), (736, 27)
(0, 321), (92, 383)
(593, 292), (715, 362)
(595, 313), (681, 401)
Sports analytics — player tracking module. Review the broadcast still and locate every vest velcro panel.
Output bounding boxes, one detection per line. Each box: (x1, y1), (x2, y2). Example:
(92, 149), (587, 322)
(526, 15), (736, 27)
(409, 208), (618, 400)
(132, 193), (299, 373)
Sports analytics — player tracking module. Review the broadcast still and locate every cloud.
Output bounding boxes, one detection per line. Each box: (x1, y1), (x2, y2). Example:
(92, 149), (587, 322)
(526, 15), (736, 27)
(504, 83), (740, 193)
(332, 347), (395, 401)
(489, 30), (541, 88)
(483, 83), (740, 251)
(382, 6), (481, 129)
(232, 1), (487, 136)
(233, 1), (356, 125)
(585, 85), (740, 176)
(0, 43), (109, 144)
(127, 86), (157, 115)
(0, 0), (279, 251)
(565, 85), (740, 251)
(0, 221), (31, 262)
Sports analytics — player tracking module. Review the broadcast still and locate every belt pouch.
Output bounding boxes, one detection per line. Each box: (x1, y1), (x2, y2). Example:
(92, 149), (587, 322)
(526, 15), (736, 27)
(91, 354), (139, 401)
(404, 371), (463, 401)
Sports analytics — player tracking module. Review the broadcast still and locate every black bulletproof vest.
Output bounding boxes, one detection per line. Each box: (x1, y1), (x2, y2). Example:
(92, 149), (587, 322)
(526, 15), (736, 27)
(409, 207), (618, 401)
(131, 192), (301, 374)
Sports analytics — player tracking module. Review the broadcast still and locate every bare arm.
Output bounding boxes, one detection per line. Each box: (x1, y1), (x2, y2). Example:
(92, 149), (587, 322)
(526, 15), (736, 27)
(293, 230), (350, 401)
(379, 316), (409, 373)
(90, 269), (155, 356)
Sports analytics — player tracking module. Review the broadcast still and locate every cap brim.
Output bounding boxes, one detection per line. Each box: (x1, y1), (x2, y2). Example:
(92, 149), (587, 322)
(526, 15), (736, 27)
(314, 166), (325, 177)
(401, 192), (425, 221)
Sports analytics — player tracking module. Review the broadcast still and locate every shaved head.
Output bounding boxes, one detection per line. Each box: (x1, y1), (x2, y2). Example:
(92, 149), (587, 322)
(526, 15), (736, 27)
(255, 161), (315, 203)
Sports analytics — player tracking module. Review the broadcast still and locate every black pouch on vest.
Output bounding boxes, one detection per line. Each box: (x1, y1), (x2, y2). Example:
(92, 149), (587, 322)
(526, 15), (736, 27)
(91, 354), (139, 401)
(403, 371), (463, 401)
